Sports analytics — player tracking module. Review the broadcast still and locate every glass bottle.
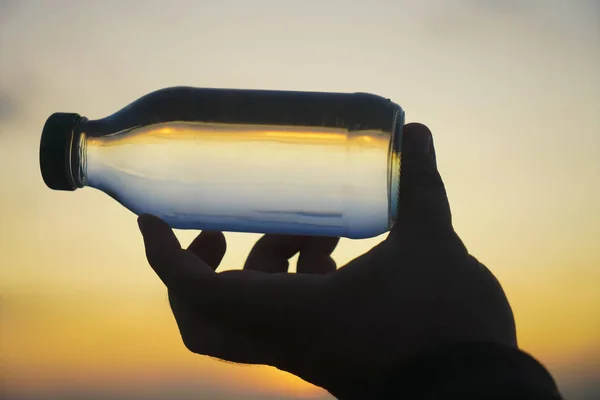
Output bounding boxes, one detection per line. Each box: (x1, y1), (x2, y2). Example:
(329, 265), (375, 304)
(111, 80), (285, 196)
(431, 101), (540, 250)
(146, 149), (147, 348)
(39, 87), (404, 239)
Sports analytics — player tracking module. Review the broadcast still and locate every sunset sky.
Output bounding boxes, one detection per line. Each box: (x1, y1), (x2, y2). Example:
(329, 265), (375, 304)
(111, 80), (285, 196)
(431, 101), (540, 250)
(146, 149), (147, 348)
(1, 1), (599, 399)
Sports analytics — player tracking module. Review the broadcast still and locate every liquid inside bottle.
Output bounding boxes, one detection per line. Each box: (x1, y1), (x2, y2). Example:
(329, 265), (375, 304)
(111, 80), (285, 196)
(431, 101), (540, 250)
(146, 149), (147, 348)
(40, 87), (404, 239)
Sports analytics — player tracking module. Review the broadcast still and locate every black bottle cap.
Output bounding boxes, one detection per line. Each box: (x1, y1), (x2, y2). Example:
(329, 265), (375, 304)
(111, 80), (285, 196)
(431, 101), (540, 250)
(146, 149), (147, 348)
(39, 112), (81, 191)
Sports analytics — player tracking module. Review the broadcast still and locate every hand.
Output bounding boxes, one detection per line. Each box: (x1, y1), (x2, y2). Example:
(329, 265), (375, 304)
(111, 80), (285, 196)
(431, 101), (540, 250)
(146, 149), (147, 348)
(138, 123), (517, 398)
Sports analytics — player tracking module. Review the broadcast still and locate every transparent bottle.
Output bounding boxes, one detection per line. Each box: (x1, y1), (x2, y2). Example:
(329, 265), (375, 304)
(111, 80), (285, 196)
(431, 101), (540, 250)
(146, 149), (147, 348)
(39, 87), (405, 239)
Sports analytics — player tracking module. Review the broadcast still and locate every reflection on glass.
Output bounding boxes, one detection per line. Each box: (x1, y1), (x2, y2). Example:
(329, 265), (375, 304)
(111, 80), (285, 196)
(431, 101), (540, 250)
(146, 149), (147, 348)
(83, 121), (399, 238)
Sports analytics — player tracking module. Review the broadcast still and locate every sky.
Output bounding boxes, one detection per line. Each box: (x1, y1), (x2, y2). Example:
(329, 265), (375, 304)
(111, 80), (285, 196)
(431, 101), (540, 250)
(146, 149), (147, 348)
(0, 0), (599, 399)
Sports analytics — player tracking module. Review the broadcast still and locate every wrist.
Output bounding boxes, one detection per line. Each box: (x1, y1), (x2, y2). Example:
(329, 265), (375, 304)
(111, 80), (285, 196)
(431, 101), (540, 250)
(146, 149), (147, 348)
(330, 342), (562, 400)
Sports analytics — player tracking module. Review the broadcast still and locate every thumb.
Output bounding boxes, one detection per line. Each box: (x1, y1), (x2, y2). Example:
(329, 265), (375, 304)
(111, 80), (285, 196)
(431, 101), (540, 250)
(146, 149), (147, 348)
(391, 123), (452, 238)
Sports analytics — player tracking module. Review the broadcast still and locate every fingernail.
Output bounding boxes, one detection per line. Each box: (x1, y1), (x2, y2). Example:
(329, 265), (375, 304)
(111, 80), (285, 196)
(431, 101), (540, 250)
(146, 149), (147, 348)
(403, 123), (432, 154)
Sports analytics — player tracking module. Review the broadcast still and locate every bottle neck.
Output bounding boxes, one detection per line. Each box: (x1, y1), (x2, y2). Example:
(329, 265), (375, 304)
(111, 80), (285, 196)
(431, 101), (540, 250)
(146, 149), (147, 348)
(69, 124), (88, 189)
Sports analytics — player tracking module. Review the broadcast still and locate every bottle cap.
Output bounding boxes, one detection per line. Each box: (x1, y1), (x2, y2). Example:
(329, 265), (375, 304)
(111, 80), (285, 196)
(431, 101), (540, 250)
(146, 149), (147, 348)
(39, 112), (81, 191)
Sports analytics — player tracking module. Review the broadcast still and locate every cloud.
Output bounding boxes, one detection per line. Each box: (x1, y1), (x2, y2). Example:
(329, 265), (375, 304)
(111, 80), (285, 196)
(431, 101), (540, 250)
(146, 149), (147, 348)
(0, 0), (16, 25)
(561, 381), (600, 400)
(422, 0), (600, 40)
(0, 72), (41, 126)
(0, 90), (19, 123)
(419, 0), (532, 39)
(4, 388), (333, 400)
(464, 0), (533, 15)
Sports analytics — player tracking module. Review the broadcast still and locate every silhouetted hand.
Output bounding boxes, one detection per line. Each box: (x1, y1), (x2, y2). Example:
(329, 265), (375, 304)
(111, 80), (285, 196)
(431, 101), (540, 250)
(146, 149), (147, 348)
(138, 123), (517, 398)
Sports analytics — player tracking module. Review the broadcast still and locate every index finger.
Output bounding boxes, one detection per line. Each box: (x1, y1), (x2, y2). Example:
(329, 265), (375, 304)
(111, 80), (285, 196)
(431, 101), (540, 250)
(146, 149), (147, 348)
(138, 215), (330, 337)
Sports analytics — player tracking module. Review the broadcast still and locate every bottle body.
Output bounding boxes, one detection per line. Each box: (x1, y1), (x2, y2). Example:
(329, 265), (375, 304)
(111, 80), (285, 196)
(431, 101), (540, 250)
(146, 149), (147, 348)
(40, 87), (404, 239)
